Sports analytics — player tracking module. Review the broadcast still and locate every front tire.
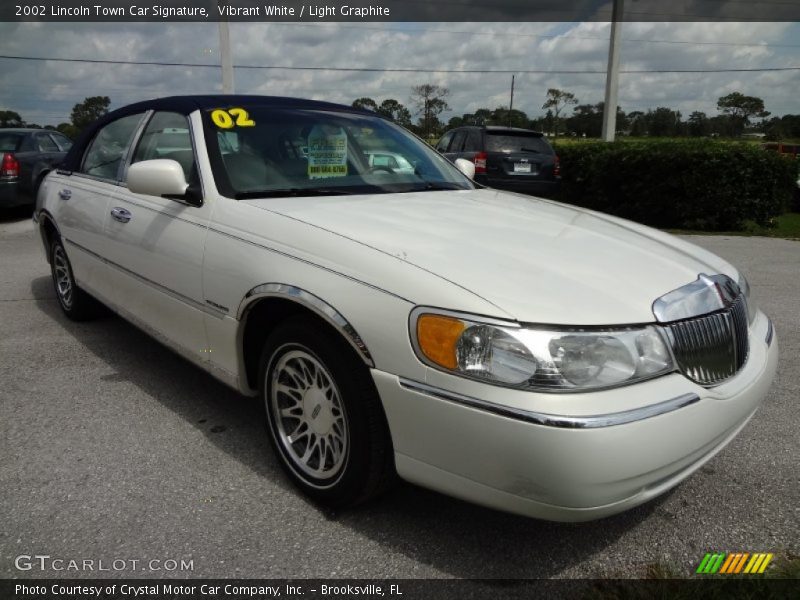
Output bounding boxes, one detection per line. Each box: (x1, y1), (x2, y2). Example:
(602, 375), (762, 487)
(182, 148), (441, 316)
(260, 317), (394, 508)
(50, 238), (100, 321)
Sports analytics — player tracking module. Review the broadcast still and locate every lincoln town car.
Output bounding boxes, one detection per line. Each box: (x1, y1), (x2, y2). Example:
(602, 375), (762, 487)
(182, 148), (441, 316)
(35, 96), (778, 521)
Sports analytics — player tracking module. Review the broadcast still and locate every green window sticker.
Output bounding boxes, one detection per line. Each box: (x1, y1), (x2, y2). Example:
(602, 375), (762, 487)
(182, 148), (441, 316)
(307, 126), (348, 179)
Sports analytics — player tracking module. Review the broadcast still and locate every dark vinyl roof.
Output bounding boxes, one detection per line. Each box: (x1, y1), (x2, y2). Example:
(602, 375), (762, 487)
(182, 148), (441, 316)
(102, 94), (366, 117)
(61, 94), (374, 172)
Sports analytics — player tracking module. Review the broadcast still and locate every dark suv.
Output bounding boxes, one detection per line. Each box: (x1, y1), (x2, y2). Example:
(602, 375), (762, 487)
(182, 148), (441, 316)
(436, 125), (560, 197)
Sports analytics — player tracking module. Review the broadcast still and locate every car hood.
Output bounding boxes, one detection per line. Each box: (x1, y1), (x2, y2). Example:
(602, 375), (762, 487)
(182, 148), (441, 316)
(242, 189), (737, 325)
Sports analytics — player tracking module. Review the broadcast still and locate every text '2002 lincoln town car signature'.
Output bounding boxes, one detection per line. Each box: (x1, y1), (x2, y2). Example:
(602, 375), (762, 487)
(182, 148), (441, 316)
(35, 96), (778, 521)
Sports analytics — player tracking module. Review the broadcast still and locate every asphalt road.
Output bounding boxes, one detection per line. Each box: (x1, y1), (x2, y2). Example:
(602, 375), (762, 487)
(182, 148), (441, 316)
(1, 209), (798, 581)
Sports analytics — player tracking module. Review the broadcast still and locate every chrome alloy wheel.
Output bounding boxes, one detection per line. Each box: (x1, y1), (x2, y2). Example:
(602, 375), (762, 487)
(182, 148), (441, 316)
(52, 245), (73, 309)
(269, 347), (349, 485)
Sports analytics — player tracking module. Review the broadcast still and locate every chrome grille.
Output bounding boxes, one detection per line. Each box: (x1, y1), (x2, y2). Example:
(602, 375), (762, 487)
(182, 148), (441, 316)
(663, 294), (749, 386)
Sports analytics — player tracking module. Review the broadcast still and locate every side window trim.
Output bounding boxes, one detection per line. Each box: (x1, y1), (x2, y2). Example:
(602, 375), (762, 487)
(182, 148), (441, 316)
(124, 110), (205, 204)
(78, 111), (148, 185)
(36, 133), (59, 152)
(46, 133), (63, 151)
(120, 109), (154, 182)
(450, 130), (466, 153)
(50, 133), (71, 151)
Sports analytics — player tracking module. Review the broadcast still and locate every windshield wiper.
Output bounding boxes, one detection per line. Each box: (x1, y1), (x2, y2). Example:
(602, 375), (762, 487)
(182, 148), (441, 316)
(234, 188), (355, 199)
(519, 147), (542, 153)
(396, 182), (468, 193)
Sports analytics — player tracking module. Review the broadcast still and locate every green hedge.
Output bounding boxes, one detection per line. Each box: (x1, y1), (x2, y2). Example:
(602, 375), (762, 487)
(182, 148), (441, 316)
(554, 140), (798, 231)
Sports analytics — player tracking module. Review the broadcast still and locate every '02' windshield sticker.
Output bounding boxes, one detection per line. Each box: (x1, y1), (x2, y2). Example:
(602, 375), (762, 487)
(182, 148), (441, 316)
(210, 108), (256, 128)
(307, 126), (348, 179)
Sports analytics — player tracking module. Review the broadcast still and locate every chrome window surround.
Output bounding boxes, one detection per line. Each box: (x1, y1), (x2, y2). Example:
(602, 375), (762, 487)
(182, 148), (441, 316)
(399, 378), (699, 429)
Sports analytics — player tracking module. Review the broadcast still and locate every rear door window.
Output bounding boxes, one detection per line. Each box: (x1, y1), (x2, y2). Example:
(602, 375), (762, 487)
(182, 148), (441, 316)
(36, 134), (59, 152)
(81, 113), (145, 180)
(464, 130), (482, 152)
(51, 133), (73, 151)
(436, 131), (453, 152)
(449, 130), (467, 153)
(486, 132), (552, 154)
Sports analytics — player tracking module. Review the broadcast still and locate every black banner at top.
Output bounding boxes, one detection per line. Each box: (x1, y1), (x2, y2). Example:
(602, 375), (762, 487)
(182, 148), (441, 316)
(3, 0), (800, 22)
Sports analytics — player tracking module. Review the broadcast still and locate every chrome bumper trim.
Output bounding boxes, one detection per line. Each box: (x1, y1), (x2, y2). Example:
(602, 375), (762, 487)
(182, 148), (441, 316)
(398, 378), (700, 429)
(765, 318), (774, 347)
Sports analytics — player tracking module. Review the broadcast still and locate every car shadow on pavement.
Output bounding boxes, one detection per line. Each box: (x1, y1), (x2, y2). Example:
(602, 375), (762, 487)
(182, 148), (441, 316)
(31, 275), (664, 579)
(0, 205), (33, 222)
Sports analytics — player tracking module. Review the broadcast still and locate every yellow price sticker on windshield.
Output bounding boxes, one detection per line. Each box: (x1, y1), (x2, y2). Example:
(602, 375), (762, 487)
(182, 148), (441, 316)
(211, 108), (256, 128)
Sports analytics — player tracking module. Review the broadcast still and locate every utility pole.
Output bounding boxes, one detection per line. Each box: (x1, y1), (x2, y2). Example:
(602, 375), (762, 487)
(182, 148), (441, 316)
(218, 1), (235, 94)
(508, 75), (515, 126)
(601, 0), (624, 141)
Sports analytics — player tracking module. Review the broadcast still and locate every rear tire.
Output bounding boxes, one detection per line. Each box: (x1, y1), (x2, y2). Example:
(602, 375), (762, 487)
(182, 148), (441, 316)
(49, 237), (101, 321)
(260, 316), (394, 508)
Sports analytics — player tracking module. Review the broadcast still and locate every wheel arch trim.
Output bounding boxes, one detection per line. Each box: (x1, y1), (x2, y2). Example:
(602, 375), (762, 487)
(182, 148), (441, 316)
(240, 283), (374, 367)
(36, 210), (62, 260)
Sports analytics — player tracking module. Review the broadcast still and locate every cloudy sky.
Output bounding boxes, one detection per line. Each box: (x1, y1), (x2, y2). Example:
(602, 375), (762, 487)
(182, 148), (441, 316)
(0, 20), (798, 126)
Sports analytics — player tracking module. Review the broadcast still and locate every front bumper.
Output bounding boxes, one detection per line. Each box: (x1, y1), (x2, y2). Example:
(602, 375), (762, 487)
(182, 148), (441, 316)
(373, 312), (778, 521)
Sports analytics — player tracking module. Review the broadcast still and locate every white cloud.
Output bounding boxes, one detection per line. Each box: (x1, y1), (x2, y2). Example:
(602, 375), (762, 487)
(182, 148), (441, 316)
(0, 20), (797, 126)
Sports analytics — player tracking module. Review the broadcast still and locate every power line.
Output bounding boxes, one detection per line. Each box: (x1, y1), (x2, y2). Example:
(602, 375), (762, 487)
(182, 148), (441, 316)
(272, 22), (800, 49)
(1, 54), (798, 74)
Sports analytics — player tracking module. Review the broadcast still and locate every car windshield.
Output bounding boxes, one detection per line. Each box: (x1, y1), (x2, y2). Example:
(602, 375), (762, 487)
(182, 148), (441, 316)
(486, 132), (552, 154)
(203, 107), (473, 198)
(0, 133), (24, 152)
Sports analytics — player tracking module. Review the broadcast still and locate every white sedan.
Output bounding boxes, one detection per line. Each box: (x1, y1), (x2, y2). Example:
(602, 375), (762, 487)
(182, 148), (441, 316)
(35, 96), (778, 521)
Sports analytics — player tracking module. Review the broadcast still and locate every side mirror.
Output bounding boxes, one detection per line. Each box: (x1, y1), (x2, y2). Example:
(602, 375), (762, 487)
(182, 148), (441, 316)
(454, 157), (476, 180)
(128, 159), (192, 200)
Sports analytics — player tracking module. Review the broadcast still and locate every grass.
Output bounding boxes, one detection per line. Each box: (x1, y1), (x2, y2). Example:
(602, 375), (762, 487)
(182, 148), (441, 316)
(668, 212), (800, 240)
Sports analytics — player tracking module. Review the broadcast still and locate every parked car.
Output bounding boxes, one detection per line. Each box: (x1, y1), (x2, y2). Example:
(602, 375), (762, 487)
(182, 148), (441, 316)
(0, 128), (72, 209)
(35, 96), (777, 521)
(436, 125), (560, 197)
(364, 150), (416, 174)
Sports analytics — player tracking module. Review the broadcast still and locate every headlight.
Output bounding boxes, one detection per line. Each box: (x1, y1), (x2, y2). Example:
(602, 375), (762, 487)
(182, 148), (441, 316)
(737, 273), (757, 324)
(412, 310), (675, 392)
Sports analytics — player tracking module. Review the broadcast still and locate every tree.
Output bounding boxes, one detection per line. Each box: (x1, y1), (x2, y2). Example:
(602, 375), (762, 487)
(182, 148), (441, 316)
(647, 107), (682, 137)
(688, 111), (709, 137)
(57, 122), (80, 139)
(716, 92), (769, 136)
(564, 102), (626, 138)
(627, 111), (645, 136)
(70, 96), (111, 132)
(410, 84), (450, 138)
(376, 98), (412, 128)
(541, 88), (578, 138)
(472, 108), (492, 126)
(352, 97), (378, 112)
(0, 110), (24, 128)
(489, 107), (529, 128)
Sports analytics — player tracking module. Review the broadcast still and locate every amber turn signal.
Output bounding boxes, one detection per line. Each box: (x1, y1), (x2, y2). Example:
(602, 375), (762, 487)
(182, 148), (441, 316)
(416, 314), (465, 370)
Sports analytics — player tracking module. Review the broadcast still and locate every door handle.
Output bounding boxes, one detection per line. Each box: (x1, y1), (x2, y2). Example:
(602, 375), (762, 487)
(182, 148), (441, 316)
(58, 189), (71, 201)
(110, 207), (132, 223)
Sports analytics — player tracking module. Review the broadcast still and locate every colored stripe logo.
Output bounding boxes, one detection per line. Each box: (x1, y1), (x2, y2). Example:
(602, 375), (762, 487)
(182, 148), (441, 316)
(696, 552), (773, 574)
